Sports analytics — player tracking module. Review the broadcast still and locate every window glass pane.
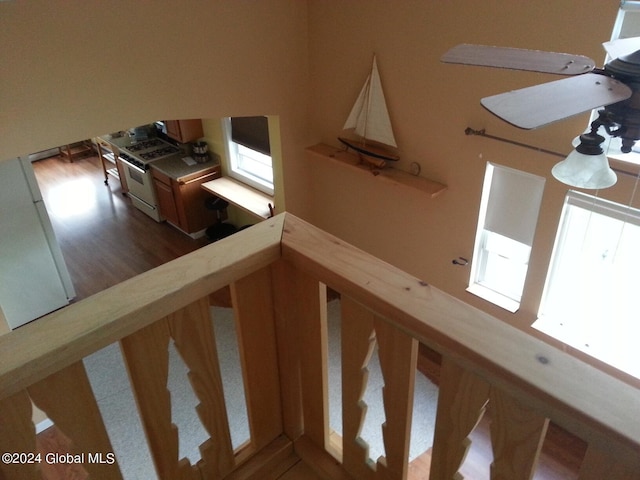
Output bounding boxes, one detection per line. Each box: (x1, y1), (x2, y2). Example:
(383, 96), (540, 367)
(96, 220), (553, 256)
(617, 7), (640, 38)
(478, 231), (530, 301)
(536, 193), (640, 378)
(234, 144), (273, 184)
(483, 230), (531, 262)
(222, 117), (274, 195)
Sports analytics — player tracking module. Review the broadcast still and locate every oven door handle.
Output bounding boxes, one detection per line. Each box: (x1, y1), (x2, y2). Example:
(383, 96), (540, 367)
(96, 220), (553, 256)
(119, 156), (146, 174)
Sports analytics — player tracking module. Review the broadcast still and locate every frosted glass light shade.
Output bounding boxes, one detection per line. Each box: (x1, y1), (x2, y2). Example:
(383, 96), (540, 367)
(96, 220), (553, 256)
(552, 149), (617, 189)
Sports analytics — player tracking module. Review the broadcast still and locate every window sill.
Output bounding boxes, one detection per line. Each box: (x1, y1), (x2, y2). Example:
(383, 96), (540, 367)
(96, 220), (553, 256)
(201, 177), (274, 220)
(466, 283), (520, 313)
(227, 170), (274, 197)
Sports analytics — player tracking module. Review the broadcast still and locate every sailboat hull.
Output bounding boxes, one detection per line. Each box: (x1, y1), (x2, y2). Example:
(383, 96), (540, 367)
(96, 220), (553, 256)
(338, 137), (400, 162)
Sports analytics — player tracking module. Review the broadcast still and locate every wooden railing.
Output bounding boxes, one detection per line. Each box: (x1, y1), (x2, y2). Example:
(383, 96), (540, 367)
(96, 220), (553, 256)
(0, 213), (638, 480)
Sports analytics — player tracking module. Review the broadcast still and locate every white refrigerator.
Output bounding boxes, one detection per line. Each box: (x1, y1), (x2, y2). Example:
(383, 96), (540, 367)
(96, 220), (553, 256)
(0, 157), (75, 329)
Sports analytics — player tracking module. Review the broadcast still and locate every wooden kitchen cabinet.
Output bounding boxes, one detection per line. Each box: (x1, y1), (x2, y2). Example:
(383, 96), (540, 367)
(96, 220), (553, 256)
(152, 165), (220, 234)
(164, 119), (204, 144)
(152, 172), (180, 226)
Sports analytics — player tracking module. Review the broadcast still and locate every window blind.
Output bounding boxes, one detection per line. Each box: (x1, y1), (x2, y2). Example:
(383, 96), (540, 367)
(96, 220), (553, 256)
(231, 116), (270, 156)
(566, 190), (640, 226)
(483, 163), (545, 246)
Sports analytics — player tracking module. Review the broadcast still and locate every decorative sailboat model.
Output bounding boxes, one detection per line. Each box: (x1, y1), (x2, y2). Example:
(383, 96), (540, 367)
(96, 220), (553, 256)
(338, 55), (399, 168)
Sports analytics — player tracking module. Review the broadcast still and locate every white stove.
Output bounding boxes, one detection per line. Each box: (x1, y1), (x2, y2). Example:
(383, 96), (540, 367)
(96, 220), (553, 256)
(118, 138), (181, 221)
(119, 138), (181, 170)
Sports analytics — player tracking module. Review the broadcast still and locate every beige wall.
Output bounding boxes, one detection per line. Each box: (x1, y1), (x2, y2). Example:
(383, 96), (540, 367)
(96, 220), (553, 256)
(303, 0), (640, 350)
(2, 1), (637, 372)
(0, 0), (312, 217)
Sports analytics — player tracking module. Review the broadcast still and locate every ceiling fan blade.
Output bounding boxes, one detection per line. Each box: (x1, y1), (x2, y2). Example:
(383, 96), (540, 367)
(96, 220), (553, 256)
(602, 36), (640, 59)
(480, 73), (632, 129)
(442, 44), (595, 75)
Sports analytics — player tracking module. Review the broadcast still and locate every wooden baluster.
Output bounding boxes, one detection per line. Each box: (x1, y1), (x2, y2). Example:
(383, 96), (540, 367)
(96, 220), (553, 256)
(0, 390), (40, 480)
(374, 316), (418, 480)
(341, 295), (377, 480)
(168, 297), (235, 479)
(120, 317), (197, 480)
(429, 357), (490, 480)
(230, 267), (283, 451)
(28, 361), (123, 480)
(274, 264), (328, 449)
(578, 444), (640, 480)
(270, 260), (305, 441)
(488, 388), (548, 480)
(301, 279), (329, 449)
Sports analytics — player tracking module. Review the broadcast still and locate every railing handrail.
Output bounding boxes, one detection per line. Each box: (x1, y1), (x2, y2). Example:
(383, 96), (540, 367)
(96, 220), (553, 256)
(279, 214), (640, 458)
(1, 212), (638, 468)
(0, 214), (284, 399)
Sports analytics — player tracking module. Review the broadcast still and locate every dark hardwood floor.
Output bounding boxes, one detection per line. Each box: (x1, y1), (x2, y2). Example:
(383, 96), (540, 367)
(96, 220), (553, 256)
(32, 154), (209, 301)
(409, 416), (586, 479)
(29, 154), (211, 479)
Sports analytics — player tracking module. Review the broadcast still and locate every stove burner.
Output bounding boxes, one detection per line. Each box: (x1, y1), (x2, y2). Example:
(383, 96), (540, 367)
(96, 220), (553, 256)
(121, 138), (181, 164)
(139, 146), (180, 160)
(125, 139), (165, 152)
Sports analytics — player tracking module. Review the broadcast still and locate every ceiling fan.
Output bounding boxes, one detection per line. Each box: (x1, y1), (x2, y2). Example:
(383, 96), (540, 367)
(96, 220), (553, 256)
(441, 38), (640, 188)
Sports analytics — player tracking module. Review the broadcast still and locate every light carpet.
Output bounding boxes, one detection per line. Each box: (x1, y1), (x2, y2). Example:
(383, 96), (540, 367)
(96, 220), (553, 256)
(82, 301), (439, 479)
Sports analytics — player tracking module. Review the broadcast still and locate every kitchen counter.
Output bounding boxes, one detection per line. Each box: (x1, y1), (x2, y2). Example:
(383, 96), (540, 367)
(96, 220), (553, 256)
(150, 154), (222, 236)
(99, 133), (220, 180)
(150, 153), (220, 181)
(98, 133), (135, 150)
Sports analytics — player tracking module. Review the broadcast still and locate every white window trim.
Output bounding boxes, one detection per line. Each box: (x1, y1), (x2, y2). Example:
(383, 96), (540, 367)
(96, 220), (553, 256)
(221, 117), (274, 196)
(466, 162), (544, 313)
(466, 283), (520, 313)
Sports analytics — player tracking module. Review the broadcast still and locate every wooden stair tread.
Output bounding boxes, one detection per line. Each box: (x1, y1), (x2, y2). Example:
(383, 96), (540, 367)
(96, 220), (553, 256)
(277, 461), (325, 480)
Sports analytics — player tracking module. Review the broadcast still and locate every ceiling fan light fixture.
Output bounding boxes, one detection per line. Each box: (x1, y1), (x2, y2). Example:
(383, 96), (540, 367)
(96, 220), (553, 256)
(552, 133), (617, 189)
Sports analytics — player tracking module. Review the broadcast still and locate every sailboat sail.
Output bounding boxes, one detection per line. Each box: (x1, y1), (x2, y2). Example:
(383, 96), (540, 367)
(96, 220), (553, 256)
(343, 56), (397, 148)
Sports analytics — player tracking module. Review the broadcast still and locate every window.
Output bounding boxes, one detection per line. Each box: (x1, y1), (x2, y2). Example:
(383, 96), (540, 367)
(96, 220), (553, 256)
(590, 2), (640, 164)
(534, 191), (640, 379)
(610, 2), (640, 42)
(467, 163), (545, 312)
(222, 116), (274, 195)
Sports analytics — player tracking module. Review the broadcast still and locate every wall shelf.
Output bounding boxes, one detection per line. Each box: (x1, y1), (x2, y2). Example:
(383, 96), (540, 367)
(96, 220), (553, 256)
(201, 177), (274, 220)
(306, 143), (447, 198)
